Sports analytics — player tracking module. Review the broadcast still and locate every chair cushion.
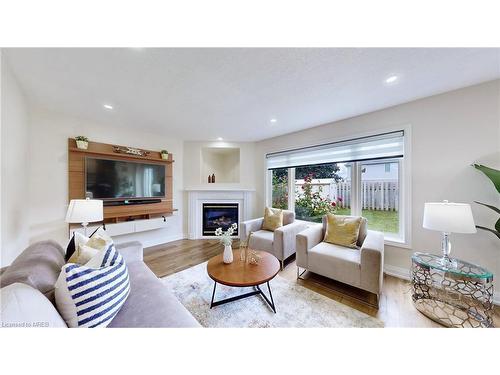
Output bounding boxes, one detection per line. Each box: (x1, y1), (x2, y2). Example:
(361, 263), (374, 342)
(248, 230), (274, 253)
(0, 240), (65, 305)
(308, 241), (361, 287)
(262, 207), (283, 231)
(322, 215), (367, 247)
(0, 283), (67, 328)
(324, 214), (362, 248)
(282, 210), (295, 226)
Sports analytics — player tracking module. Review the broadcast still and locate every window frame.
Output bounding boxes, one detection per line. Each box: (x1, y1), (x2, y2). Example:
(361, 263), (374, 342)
(266, 125), (412, 248)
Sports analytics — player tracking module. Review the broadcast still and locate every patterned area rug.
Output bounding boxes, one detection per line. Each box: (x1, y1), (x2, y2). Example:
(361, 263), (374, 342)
(162, 262), (383, 328)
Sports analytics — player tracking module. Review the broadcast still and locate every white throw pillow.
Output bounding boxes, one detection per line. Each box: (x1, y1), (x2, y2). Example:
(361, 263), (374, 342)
(0, 283), (67, 328)
(55, 243), (130, 328)
(68, 228), (113, 264)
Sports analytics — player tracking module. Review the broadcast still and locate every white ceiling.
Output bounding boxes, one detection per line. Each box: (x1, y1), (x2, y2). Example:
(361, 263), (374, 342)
(5, 48), (500, 142)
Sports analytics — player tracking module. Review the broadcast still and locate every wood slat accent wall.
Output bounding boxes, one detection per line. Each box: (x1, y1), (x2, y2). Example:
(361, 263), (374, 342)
(68, 138), (176, 223)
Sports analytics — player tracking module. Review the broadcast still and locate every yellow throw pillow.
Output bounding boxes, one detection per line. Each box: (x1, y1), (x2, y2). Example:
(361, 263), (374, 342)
(324, 214), (362, 249)
(262, 207), (284, 232)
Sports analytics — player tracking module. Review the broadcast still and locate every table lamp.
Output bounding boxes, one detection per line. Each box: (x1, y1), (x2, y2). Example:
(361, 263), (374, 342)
(65, 198), (104, 236)
(423, 200), (476, 267)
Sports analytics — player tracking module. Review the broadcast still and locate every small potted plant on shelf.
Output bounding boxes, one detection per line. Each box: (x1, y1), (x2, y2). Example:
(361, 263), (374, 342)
(160, 149), (169, 160)
(75, 136), (89, 150)
(215, 223), (238, 264)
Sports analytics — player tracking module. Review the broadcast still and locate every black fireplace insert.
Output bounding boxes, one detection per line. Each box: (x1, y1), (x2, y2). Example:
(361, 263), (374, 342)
(202, 203), (239, 236)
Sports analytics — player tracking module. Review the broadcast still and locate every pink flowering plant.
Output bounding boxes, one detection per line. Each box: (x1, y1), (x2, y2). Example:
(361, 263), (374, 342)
(295, 173), (341, 222)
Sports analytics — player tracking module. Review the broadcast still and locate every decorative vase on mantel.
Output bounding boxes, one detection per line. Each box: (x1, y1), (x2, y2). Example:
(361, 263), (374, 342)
(223, 245), (233, 264)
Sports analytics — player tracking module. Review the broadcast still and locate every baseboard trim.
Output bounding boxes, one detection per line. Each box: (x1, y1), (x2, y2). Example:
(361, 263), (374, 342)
(384, 264), (410, 281)
(384, 265), (499, 306)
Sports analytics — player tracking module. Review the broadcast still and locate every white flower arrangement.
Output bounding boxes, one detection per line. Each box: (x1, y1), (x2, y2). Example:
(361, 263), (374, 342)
(215, 223), (238, 246)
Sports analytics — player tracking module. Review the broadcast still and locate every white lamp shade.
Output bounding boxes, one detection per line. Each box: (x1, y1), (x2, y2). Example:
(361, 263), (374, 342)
(423, 202), (476, 234)
(65, 199), (103, 224)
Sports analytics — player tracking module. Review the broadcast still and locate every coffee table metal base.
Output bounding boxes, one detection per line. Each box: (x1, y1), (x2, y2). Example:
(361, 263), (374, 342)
(209, 281), (276, 313)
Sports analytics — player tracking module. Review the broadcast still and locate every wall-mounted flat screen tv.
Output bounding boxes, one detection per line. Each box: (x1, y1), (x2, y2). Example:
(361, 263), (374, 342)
(86, 157), (166, 199)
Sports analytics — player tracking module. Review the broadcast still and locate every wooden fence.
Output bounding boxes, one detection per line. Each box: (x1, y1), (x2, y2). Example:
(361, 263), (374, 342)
(295, 179), (399, 211)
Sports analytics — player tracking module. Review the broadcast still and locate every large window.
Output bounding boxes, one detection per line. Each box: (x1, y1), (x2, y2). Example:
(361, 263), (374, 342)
(267, 131), (408, 244)
(271, 168), (288, 210)
(294, 162), (351, 222)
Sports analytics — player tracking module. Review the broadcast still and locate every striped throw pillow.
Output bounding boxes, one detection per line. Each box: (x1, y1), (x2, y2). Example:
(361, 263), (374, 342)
(55, 244), (130, 328)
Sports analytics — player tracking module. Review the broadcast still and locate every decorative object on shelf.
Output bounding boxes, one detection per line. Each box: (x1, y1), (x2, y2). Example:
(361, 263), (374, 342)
(75, 136), (89, 150)
(248, 250), (262, 265)
(472, 164), (500, 240)
(65, 198), (104, 236)
(422, 200), (476, 268)
(215, 223), (238, 264)
(411, 252), (493, 328)
(239, 232), (253, 262)
(113, 145), (151, 157)
(160, 149), (169, 160)
(211, 173), (215, 183)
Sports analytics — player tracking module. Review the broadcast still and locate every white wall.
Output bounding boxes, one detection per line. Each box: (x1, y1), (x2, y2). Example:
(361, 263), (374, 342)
(0, 54), (30, 267)
(255, 80), (500, 284)
(26, 108), (186, 254)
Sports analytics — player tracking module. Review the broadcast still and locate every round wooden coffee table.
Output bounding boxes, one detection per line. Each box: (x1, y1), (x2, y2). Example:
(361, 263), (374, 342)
(207, 249), (280, 313)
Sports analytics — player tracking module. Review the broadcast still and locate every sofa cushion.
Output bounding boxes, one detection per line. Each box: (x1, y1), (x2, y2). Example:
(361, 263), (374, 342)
(108, 262), (200, 327)
(69, 228), (114, 264)
(0, 240), (65, 305)
(308, 241), (361, 287)
(0, 283), (67, 328)
(55, 244), (131, 328)
(248, 230), (274, 253)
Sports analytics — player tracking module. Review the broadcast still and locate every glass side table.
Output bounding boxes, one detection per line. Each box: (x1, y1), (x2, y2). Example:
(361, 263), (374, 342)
(411, 252), (494, 328)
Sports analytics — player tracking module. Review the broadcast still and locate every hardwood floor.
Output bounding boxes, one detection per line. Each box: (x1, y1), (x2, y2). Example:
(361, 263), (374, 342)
(144, 239), (499, 328)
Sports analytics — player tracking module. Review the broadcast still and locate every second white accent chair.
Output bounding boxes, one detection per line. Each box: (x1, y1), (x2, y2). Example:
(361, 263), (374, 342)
(241, 210), (307, 270)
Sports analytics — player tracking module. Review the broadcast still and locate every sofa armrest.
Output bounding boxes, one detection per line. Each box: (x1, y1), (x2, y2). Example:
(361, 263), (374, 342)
(295, 224), (323, 268)
(360, 230), (384, 295)
(116, 241), (144, 264)
(274, 221), (309, 260)
(240, 218), (264, 242)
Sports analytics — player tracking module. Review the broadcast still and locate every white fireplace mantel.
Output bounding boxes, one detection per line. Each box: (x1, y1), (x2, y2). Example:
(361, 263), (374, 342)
(186, 188), (255, 239)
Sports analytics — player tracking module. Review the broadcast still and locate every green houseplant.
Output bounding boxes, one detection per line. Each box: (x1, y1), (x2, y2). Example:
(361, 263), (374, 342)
(473, 164), (500, 240)
(160, 149), (169, 160)
(75, 136), (89, 150)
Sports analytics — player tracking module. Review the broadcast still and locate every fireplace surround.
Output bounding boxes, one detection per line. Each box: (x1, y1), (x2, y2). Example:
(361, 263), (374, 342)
(186, 188), (254, 239)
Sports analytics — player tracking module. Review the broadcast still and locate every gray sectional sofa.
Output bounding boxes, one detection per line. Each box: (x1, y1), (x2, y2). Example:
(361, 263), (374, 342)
(0, 240), (200, 328)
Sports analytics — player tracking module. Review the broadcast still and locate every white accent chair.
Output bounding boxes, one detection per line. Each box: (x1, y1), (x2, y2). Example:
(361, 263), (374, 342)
(296, 216), (385, 302)
(241, 210), (307, 270)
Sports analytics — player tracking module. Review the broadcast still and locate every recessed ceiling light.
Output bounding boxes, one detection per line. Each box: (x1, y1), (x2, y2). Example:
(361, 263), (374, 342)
(270, 118), (277, 123)
(385, 75), (399, 84)
(103, 104), (114, 110)
(217, 137), (223, 141)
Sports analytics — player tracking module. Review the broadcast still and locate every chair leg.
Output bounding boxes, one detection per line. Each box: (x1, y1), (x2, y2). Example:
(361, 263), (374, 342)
(297, 266), (306, 280)
(280, 260), (284, 271)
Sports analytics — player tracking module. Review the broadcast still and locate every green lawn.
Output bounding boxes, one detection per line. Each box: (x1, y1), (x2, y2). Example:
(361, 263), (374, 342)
(336, 208), (399, 234)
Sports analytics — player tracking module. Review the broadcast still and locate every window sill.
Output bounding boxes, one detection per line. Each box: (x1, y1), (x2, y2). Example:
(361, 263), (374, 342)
(384, 237), (411, 249)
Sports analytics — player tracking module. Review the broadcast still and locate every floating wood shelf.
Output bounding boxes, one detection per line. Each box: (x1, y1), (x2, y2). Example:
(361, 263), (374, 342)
(68, 138), (176, 224)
